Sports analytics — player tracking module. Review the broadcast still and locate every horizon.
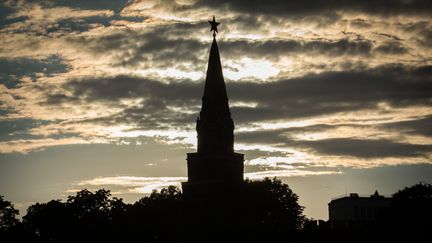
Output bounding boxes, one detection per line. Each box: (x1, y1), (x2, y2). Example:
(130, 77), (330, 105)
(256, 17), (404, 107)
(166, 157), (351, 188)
(1, 0), (432, 220)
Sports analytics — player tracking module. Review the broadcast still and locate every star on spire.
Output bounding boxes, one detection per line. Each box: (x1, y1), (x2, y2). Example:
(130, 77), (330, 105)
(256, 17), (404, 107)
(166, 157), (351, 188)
(208, 16), (220, 37)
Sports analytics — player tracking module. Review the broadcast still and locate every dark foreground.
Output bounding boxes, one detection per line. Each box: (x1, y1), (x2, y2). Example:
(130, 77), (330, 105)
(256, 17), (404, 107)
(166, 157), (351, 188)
(1, 179), (430, 242)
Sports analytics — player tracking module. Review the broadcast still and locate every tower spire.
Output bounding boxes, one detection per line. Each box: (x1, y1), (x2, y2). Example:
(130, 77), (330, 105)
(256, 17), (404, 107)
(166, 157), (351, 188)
(182, 17), (244, 199)
(197, 17), (233, 154)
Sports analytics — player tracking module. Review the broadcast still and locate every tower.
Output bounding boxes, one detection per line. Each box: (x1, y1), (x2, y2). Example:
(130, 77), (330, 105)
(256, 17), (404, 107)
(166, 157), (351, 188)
(182, 17), (244, 199)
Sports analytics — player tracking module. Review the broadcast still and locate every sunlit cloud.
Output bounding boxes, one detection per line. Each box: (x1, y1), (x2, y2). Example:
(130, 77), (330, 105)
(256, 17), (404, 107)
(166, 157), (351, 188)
(0, 0), (431, 169)
(246, 155), (312, 168)
(14, 5), (114, 23)
(75, 176), (187, 194)
(0, 137), (92, 154)
(224, 58), (279, 81)
(1, 1), (432, 223)
(71, 169), (342, 196)
(244, 170), (342, 180)
(140, 68), (203, 81)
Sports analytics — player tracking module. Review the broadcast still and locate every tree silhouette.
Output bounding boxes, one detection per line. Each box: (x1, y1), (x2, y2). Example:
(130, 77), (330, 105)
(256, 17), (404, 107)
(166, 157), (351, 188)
(23, 189), (126, 242)
(390, 182), (432, 232)
(244, 177), (305, 230)
(2, 180), (431, 242)
(0, 196), (19, 231)
(393, 182), (432, 200)
(17, 178), (306, 242)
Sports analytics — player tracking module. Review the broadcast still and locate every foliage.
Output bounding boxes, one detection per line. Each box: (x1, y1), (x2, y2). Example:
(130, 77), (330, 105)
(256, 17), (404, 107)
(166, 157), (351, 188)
(390, 182), (432, 231)
(2, 181), (432, 242)
(244, 177), (305, 230)
(14, 178), (306, 241)
(0, 196), (19, 231)
(392, 182), (432, 200)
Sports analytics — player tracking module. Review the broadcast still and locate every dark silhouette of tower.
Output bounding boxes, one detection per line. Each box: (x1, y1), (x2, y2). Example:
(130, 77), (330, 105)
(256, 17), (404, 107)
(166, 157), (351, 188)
(182, 17), (244, 199)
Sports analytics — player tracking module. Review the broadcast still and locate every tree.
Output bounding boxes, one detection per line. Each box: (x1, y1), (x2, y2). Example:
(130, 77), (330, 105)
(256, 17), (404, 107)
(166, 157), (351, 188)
(244, 177), (305, 230)
(19, 181), (306, 242)
(393, 182), (432, 200)
(0, 195), (19, 231)
(391, 182), (432, 231)
(127, 186), (184, 242)
(23, 189), (127, 242)
(148, 185), (182, 200)
(24, 199), (71, 241)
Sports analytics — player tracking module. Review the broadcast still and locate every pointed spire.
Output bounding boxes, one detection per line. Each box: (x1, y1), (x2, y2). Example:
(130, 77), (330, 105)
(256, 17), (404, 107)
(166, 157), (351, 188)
(201, 37), (230, 117)
(201, 18), (230, 120)
(196, 18), (234, 154)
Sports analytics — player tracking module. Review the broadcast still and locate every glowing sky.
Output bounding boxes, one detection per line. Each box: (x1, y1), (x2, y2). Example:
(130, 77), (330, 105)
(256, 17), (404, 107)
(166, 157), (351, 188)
(1, 0), (431, 220)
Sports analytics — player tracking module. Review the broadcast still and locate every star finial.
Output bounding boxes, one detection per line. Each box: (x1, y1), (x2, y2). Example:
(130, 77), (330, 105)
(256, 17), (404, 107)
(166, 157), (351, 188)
(208, 16), (220, 38)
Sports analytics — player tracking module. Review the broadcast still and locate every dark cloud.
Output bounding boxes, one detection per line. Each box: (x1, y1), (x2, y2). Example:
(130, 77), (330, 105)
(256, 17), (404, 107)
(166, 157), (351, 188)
(297, 138), (432, 158)
(0, 1), (145, 36)
(375, 32), (402, 41)
(0, 55), (69, 89)
(64, 75), (200, 103)
(68, 25), (207, 68)
(374, 42), (408, 55)
(45, 75), (202, 130)
(239, 149), (290, 160)
(219, 38), (373, 59)
(350, 19), (372, 29)
(196, 0), (432, 16)
(44, 0), (130, 14)
(111, 99), (198, 130)
(119, 36), (205, 68)
(43, 16), (115, 36)
(397, 21), (432, 47)
(0, 119), (49, 141)
(32, 0), (432, 21)
(380, 115), (432, 137)
(73, 28), (374, 66)
(0, 2), (27, 29)
(418, 28), (432, 47)
(236, 125), (332, 145)
(46, 64), (432, 129)
(225, 11), (342, 29)
(237, 126), (432, 158)
(228, 64), (432, 121)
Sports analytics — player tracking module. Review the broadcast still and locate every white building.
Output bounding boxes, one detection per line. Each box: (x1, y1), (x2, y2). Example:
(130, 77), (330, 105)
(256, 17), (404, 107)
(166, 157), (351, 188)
(328, 191), (391, 229)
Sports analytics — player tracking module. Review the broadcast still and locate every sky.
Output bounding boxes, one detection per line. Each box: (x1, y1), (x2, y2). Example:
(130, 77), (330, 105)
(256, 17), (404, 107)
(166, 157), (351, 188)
(0, 0), (431, 220)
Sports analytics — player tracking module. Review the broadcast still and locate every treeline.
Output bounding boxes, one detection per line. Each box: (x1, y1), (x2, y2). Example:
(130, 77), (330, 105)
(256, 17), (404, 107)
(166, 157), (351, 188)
(1, 179), (431, 243)
(0, 178), (304, 242)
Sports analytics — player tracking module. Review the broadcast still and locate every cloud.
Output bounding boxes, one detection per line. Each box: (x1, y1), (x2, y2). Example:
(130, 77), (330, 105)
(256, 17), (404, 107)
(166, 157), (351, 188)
(0, 1), (27, 29)
(244, 170), (342, 180)
(380, 115), (432, 137)
(68, 29), (375, 69)
(0, 1), (144, 38)
(76, 176), (187, 194)
(196, 0), (432, 17)
(374, 42), (408, 55)
(218, 38), (373, 60)
(0, 55), (69, 88)
(237, 124), (432, 159)
(228, 65), (432, 122)
(27, 63), (430, 149)
(297, 138), (432, 158)
(65, 75), (176, 102)
(72, 169), (341, 195)
(44, 0), (131, 13)
(0, 137), (91, 154)
(0, 118), (48, 141)
(45, 64), (432, 125)
(0, 0), (431, 166)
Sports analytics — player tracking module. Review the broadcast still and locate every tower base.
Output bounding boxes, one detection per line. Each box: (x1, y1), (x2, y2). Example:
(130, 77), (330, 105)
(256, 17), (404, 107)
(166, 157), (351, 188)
(182, 152), (244, 199)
